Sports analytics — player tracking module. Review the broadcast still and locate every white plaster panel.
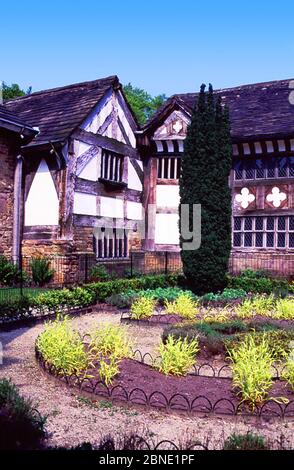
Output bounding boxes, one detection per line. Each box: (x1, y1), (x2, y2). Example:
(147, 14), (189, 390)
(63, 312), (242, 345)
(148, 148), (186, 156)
(25, 159), (59, 226)
(100, 196), (124, 218)
(155, 213), (180, 244)
(156, 185), (180, 208)
(73, 192), (97, 216)
(127, 158), (143, 191)
(77, 141), (91, 158)
(79, 156), (98, 181)
(126, 201), (143, 220)
(83, 89), (112, 134)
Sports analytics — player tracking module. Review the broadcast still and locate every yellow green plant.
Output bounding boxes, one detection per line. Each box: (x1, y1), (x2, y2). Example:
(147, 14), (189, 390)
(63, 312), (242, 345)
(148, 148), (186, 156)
(202, 306), (231, 323)
(282, 351), (294, 391)
(164, 293), (198, 319)
(130, 296), (156, 319)
(274, 298), (294, 320)
(89, 323), (132, 360)
(228, 334), (275, 408)
(36, 316), (89, 376)
(158, 335), (199, 376)
(99, 356), (120, 386)
(235, 295), (276, 319)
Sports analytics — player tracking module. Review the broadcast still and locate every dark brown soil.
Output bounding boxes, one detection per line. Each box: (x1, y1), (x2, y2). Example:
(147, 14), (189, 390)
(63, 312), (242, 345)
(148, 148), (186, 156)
(121, 314), (183, 325)
(73, 358), (294, 416)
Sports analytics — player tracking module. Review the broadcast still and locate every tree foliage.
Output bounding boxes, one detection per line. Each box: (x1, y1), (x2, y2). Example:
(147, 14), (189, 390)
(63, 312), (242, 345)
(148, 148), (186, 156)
(179, 84), (232, 294)
(1, 82), (32, 101)
(123, 83), (166, 125)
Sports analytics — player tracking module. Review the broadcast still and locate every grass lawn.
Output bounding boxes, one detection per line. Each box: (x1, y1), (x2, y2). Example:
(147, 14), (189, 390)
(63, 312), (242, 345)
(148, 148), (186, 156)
(0, 287), (48, 302)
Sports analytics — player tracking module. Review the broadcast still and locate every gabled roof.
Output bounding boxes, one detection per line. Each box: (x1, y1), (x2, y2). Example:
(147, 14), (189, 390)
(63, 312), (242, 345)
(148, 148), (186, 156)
(143, 78), (294, 140)
(4, 75), (120, 147)
(0, 104), (37, 142)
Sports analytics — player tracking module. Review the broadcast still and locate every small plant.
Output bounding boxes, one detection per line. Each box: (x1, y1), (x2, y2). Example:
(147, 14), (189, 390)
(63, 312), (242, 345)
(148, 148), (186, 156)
(274, 298), (294, 320)
(0, 255), (22, 286)
(30, 257), (55, 286)
(165, 292), (198, 319)
(36, 316), (90, 375)
(235, 294), (276, 318)
(223, 432), (268, 450)
(228, 334), (275, 408)
(99, 356), (120, 386)
(90, 264), (110, 282)
(0, 379), (46, 449)
(201, 288), (247, 304)
(282, 351), (294, 391)
(89, 323), (132, 360)
(226, 329), (294, 361)
(158, 335), (199, 376)
(130, 296), (156, 319)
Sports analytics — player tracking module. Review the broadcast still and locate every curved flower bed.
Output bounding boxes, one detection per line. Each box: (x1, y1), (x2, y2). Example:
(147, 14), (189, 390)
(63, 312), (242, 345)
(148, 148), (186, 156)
(35, 347), (294, 419)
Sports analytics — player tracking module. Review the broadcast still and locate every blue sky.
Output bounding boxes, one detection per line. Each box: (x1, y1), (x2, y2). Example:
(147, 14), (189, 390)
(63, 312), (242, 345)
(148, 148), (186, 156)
(1, 0), (294, 96)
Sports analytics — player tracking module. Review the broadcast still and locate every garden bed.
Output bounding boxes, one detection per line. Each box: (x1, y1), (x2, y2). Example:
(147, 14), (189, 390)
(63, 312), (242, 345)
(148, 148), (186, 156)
(121, 312), (183, 325)
(36, 352), (294, 418)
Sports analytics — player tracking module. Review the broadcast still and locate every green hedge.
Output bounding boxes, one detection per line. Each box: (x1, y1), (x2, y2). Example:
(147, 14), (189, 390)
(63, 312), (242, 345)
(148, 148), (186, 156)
(0, 274), (179, 321)
(84, 273), (178, 303)
(227, 275), (289, 295)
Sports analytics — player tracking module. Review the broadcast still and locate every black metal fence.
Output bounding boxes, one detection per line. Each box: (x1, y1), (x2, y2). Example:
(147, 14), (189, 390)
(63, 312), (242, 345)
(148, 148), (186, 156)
(229, 252), (294, 279)
(0, 251), (182, 302)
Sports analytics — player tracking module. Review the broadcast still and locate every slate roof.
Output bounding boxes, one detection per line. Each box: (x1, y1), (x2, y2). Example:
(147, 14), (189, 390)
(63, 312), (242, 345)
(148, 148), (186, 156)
(0, 104), (35, 131)
(4, 75), (119, 146)
(143, 78), (294, 140)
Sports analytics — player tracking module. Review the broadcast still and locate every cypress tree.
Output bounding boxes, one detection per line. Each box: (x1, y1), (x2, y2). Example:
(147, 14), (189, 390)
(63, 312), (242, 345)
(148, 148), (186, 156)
(179, 84), (232, 294)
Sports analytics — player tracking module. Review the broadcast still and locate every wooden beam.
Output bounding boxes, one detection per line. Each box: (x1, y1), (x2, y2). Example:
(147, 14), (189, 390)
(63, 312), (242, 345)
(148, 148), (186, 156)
(73, 128), (139, 159)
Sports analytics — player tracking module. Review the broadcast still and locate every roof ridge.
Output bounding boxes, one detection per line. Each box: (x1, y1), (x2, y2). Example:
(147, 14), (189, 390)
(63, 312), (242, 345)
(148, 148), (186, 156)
(5, 75), (119, 103)
(174, 77), (294, 98)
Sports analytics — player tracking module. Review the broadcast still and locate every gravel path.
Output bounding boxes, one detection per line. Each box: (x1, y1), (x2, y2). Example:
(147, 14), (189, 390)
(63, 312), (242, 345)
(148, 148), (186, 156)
(0, 309), (293, 449)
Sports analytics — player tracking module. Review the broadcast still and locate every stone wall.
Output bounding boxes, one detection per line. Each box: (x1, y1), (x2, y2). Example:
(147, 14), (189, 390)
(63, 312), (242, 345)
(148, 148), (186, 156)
(0, 131), (16, 257)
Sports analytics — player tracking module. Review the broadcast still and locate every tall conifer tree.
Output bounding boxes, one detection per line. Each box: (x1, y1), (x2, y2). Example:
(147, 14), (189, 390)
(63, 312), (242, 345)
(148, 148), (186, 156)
(179, 84), (232, 294)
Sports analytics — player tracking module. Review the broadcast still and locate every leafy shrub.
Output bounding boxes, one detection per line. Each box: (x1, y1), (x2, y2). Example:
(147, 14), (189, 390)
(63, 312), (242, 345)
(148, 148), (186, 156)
(30, 257), (55, 286)
(106, 287), (193, 309)
(0, 256), (22, 286)
(99, 356), (120, 386)
(240, 268), (271, 279)
(36, 316), (90, 375)
(33, 287), (94, 311)
(0, 295), (32, 320)
(89, 323), (132, 359)
(0, 378), (46, 449)
(201, 288), (247, 304)
(227, 274), (289, 295)
(274, 298), (294, 319)
(226, 329), (294, 361)
(228, 334), (275, 407)
(158, 336), (199, 376)
(282, 352), (294, 391)
(85, 274), (178, 303)
(89, 264), (110, 282)
(223, 432), (268, 450)
(130, 296), (156, 319)
(235, 295), (276, 318)
(165, 292), (198, 319)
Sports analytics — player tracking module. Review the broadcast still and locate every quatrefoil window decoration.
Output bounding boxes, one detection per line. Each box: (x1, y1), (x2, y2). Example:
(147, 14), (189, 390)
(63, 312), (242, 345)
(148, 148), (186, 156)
(266, 187), (287, 208)
(172, 120), (183, 134)
(235, 187), (255, 209)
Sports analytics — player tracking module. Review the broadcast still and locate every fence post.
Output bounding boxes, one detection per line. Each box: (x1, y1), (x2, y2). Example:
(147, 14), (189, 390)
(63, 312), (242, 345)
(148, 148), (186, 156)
(165, 251), (168, 275)
(84, 254), (88, 284)
(130, 251), (133, 278)
(20, 253), (23, 299)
